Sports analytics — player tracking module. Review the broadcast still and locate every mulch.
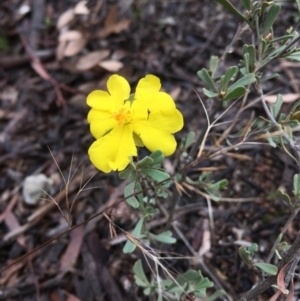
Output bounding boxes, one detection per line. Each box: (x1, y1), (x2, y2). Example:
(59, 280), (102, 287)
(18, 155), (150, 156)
(1, 0), (300, 300)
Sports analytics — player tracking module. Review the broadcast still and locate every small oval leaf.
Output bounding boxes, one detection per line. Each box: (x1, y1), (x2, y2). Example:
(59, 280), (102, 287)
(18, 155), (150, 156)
(253, 263), (278, 275)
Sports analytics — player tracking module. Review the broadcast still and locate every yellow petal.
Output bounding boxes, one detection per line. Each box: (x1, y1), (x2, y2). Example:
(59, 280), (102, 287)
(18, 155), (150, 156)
(87, 75), (130, 111)
(88, 109), (117, 139)
(133, 109), (183, 156)
(107, 75), (130, 107)
(87, 90), (113, 111)
(88, 125), (137, 173)
(136, 74), (161, 92)
(135, 75), (176, 111)
(134, 108), (183, 133)
(134, 125), (177, 156)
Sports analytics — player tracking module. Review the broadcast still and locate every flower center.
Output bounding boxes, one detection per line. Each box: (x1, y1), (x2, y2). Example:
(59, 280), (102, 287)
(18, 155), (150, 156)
(113, 105), (132, 125)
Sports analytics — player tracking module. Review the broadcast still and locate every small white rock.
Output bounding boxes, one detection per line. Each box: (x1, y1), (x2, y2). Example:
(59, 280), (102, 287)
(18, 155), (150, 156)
(22, 174), (53, 206)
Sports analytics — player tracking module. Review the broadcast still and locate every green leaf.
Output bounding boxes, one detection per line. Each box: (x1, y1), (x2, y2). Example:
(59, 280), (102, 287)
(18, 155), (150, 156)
(124, 182), (139, 208)
(228, 73), (256, 92)
(214, 0), (251, 25)
(143, 206), (159, 218)
(248, 243), (258, 253)
(209, 56), (219, 77)
(135, 181), (144, 204)
(204, 290), (226, 301)
(223, 86), (246, 101)
(119, 167), (132, 179)
(296, 0), (300, 13)
(269, 35), (294, 44)
(221, 66), (238, 91)
(241, 0), (250, 10)
(293, 174), (300, 198)
(263, 4), (280, 35)
(238, 246), (254, 265)
(123, 217), (144, 253)
(185, 131), (195, 149)
(253, 263), (278, 275)
(142, 168), (170, 182)
(150, 231), (176, 244)
(242, 45), (256, 72)
(149, 150), (164, 165)
(203, 88), (219, 98)
(270, 94), (283, 119)
(263, 45), (286, 62)
(266, 131), (277, 148)
(260, 73), (280, 83)
(136, 156), (154, 167)
(290, 99), (300, 115)
(285, 51), (300, 62)
(133, 260), (150, 287)
(197, 68), (218, 93)
(243, 53), (250, 73)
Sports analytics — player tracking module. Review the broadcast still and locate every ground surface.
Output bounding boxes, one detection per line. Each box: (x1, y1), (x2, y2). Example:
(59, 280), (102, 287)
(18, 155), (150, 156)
(1, 1), (300, 300)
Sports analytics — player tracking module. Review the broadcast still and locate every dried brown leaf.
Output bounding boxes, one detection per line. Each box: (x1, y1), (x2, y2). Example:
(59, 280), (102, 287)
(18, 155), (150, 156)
(105, 4), (117, 27)
(286, 279), (294, 301)
(99, 60), (123, 72)
(277, 262), (290, 294)
(60, 226), (84, 271)
(76, 50), (110, 70)
(267, 290), (281, 301)
(57, 8), (74, 30)
(63, 39), (87, 57)
(98, 19), (131, 38)
(59, 30), (83, 42)
(74, 1), (89, 15)
(198, 227), (211, 256)
(5, 212), (26, 248)
(264, 93), (300, 104)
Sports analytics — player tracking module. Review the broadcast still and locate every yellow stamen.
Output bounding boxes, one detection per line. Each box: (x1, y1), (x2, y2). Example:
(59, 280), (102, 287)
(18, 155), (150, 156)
(113, 106), (132, 125)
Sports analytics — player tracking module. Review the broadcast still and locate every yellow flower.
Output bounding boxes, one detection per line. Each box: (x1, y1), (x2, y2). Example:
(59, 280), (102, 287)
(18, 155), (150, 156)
(87, 74), (183, 173)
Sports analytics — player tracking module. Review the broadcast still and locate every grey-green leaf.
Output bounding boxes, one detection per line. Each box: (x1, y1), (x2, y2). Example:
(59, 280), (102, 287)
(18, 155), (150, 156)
(185, 131), (195, 149)
(296, 0), (300, 13)
(293, 174), (300, 198)
(214, 0), (251, 25)
(136, 156), (154, 167)
(266, 131), (277, 148)
(119, 167), (132, 179)
(133, 260), (150, 287)
(228, 73), (256, 92)
(241, 0), (251, 10)
(223, 86), (246, 101)
(123, 217), (144, 253)
(149, 150), (164, 165)
(277, 189), (293, 207)
(150, 231), (176, 244)
(263, 4), (280, 35)
(142, 168), (170, 182)
(209, 56), (219, 77)
(285, 52), (300, 62)
(197, 68), (218, 93)
(270, 94), (283, 119)
(253, 263), (278, 275)
(203, 88), (219, 98)
(221, 66), (238, 91)
(242, 45), (256, 72)
(124, 182), (139, 208)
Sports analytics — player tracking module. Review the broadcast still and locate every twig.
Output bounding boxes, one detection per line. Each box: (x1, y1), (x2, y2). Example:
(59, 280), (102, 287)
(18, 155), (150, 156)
(256, 35), (300, 72)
